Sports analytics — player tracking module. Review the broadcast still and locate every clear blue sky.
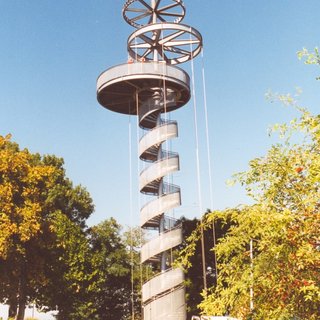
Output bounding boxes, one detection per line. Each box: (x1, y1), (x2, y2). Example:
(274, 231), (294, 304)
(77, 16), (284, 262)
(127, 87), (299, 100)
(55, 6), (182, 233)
(0, 0), (319, 231)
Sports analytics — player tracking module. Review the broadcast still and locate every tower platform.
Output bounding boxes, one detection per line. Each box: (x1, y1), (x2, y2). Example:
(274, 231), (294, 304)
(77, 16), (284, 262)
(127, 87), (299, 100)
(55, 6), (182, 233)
(97, 61), (190, 115)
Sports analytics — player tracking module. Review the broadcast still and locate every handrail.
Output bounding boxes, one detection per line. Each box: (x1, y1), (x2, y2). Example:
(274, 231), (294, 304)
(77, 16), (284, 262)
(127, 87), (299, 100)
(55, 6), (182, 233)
(143, 283), (185, 306)
(97, 61), (190, 86)
(139, 153), (179, 176)
(140, 180), (181, 196)
(140, 185), (180, 212)
(145, 222), (182, 242)
(140, 149), (178, 162)
(140, 224), (183, 264)
(163, 182), (180, 194)
(139, 119), (178, 143)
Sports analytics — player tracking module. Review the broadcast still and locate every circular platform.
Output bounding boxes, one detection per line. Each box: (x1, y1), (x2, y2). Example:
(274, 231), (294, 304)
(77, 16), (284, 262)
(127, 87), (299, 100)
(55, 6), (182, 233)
(97, 62), (191, 115)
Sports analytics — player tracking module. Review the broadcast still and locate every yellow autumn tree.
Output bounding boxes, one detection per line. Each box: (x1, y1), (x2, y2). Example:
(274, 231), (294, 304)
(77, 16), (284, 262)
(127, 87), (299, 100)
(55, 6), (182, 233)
(0, 134), (56, 257)
(0, 134), (94, 320)
(0, 134), (58, 319)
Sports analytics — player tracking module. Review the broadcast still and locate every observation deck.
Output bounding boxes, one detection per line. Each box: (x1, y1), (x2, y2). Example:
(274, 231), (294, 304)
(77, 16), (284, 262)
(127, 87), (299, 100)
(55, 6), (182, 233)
(97, 61), (190, 115)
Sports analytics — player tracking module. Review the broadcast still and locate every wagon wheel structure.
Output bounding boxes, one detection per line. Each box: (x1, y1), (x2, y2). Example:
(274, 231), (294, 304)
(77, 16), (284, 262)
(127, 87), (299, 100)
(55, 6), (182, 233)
(123, 0), (186, 28)
(128, 22), (202, 64)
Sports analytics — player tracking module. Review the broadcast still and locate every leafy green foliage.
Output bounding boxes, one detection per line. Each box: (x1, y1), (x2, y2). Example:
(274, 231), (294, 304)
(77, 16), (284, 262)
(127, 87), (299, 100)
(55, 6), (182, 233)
(38, 211), (95, 320)
(177, 216), (230, 319)
(178, 85), (320, 318)
(297, 47), (320, 80)
(88, 218), (140, 320)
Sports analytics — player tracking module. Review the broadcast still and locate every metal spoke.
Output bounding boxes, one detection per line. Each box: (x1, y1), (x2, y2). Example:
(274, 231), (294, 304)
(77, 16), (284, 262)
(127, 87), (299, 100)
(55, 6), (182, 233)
(159, 30), (185, 45)
(154, 29), (162, 43)
(141, 48), (153, 58)
(164, 45), (190, 55)
(157, 46), (169, 63)
(164, 47), (185, 57)
(148, 14), (154, 25)
(165, 39), (200, 47)
(154, 0), (161, 11)
(138, 33), (155, 46)
(130, 42), (151, 49)
(126, 7), (149, 13)
(156, 14), (166, 23)
(159, 12), (183, 18)
(137, 0), (153, 11)
(158, 2), (180, 12)
(131, 11), (152, 22)
(140, 49), (152, 59)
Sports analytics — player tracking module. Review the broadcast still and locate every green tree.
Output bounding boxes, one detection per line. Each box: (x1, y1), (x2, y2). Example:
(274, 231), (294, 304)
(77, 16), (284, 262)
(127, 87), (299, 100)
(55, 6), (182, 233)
(176, 215), (232, 319)
(37, 211), (95, 320)
(0, 135), (94, 320)
(88, 218), (134, 320)
(122, 225), (148, 320)
(178, 70), (320, 319)
(30, 156), (94, 320)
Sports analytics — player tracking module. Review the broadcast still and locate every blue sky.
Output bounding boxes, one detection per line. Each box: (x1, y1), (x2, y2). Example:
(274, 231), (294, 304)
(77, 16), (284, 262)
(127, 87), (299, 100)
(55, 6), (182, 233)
(0, 0), (319, 233)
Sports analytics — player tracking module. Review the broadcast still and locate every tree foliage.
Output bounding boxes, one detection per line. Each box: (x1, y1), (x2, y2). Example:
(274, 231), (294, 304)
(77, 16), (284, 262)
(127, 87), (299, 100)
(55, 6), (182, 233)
(0, 135), (145, 319)
(0, 135), (94, 320)
(88, 218), (133, 320)
(38, 211), (95, 320)
(0, 135), (56, 258)
(178, 216), (230, 319)
(298, 47), (320, 80)
(48, 218), (144, 320)
(178, 77), (320, 318)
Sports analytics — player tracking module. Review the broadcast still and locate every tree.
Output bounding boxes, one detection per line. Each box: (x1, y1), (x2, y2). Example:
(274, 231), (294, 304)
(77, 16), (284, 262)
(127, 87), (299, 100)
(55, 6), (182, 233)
(122, 225), (149, 320)
(298, 47), (320, 80)
(88, 218), (135, 320)
(0, 135), (58, 319)
(178, 83), (320, 318)
(178, 216), (230, 319)
(32, 155), (95, 320)
(36, 211), (95, 320)
(0, 135), (94, 319)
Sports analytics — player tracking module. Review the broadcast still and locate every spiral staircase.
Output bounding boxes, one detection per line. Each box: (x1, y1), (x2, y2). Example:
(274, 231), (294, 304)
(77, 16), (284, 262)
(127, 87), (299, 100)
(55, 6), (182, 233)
(97, 1), (202, 319)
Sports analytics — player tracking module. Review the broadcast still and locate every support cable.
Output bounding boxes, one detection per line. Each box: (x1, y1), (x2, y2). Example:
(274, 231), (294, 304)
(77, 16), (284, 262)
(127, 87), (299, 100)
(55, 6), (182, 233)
(161, 43), (175, 227)
(190, 34), (207, 291)
(161, 34), (175, 314)
(250, 239), (254, 312)
(201, 49), (218, 283)
(128, 113), (135, 320)
(135, 90), (144, 317)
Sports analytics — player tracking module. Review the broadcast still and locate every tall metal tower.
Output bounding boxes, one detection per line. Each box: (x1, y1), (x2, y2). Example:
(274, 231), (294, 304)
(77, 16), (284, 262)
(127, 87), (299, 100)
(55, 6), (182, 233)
(97, 1), (202, 319)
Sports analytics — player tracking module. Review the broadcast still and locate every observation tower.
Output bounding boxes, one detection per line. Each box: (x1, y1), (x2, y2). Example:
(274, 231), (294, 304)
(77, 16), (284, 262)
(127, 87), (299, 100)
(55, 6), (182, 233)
(97, 1), (203, 319)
